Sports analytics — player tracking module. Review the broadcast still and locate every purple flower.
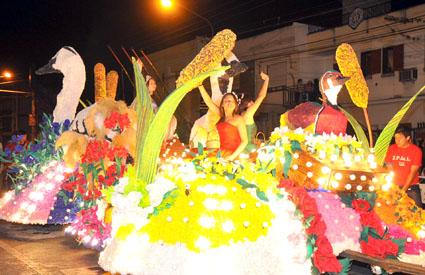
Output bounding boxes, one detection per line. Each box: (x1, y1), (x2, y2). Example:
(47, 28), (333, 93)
(63, 119), (71, 131)
(15, 144), (23, 153)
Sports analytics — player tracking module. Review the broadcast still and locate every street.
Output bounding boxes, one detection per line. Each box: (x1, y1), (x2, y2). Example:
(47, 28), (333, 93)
(0, 232), (102, 275)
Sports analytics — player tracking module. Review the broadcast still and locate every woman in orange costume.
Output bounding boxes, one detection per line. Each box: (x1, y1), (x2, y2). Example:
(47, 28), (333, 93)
(198, 85), (248, 161)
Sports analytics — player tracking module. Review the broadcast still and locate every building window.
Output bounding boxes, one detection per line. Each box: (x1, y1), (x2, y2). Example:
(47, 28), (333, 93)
(382, 47), (394, 74)
(361, 49), (381, 76)
(382, 45), (404, 74)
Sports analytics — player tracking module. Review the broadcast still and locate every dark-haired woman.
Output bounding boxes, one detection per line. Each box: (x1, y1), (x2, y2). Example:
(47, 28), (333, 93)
(198, 85), (247, 161)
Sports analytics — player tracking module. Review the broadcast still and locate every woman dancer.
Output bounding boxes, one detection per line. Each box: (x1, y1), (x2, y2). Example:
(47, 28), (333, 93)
(198, 85), (247, 161)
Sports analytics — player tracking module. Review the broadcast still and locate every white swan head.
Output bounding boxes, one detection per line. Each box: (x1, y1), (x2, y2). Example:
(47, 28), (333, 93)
(35, 46), (82, 75)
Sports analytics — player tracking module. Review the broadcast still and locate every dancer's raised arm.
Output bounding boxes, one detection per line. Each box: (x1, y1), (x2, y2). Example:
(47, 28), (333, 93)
(198, 85), (221, 116)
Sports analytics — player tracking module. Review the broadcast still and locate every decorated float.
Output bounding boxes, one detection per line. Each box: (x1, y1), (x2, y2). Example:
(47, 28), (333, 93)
(1, 30), (425, 274)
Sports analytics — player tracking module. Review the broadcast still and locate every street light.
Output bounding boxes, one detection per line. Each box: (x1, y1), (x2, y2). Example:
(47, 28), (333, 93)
(1, 70), (13, 79)
(160, 0), (214, 37)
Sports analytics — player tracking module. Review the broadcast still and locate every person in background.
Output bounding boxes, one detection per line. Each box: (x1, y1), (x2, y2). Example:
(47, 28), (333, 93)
(239, 71), (269, 153)
(198, 85), (247, 161)
(385, 126), (423, 208)
(130, 59), (177, 140)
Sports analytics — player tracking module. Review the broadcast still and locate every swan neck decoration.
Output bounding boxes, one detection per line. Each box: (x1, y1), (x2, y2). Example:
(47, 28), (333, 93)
(36, 46), (86, 123)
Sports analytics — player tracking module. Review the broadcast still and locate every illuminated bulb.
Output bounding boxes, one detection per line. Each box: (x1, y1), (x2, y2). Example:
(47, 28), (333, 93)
(354, 155), (361, 162)
(330, 154), (338, 162)
(262, 222), (268, 228)
(222, 221), (235, 233)
(368, 186), (375, 192)
(344, 160), (352, 168)
(334, 172), (343, 180)
(360, 175), (367, 181)
(319, 151), (326, 159)
(372, 177), (378, 183)
(321, 166), (330, 174)
(356, 185), (363, 191)
(370, 162), (377, 169)
(306, 162), (312, 168)
(331, 181), (339, 189)
(188, 201), (195, 207)
(307, 172), (313, 178)
(376, 202), (382, 207)
(345, 184), (352, 190)
(243, 221), (250, 228)
(349, 174), (356, 181)
(318, 177), (327, 186)
(166, 216), (173, 222)
(367, 153), (375, 163)
(292, 164), (298, 170)
(293, 153), (299, 159)
(255, 202), (261, 208)
(183, 217), (189, 223)
(240, 203), (246, 209)
(418, 230), (425, 239)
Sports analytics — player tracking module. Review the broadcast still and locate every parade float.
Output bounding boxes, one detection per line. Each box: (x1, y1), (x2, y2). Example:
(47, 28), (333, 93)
(1, 29), (425, 274)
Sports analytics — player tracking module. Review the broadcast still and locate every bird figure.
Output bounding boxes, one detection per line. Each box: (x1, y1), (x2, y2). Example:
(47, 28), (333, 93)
(280, 71), (349, 135)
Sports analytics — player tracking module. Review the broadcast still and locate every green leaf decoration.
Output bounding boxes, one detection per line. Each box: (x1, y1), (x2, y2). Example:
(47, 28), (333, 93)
(290, 140), (301, 152)
(255, 189), (269, 202)
(304, 215), (314, 228)
(339, 107), (370, 153)
(337, 258), (352, 275)
(131, 64), (229, 193)
(360, 227), (369, 242)
(392, 238), (406, 255)
(197, 142), (204, 156)
(283, 150), (292, 178)
(375, 85), (425, 165)
(133, 57), (155, 181)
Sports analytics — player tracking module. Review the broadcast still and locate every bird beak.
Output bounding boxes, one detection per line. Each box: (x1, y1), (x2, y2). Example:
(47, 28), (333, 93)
(35, 58), (60, 75)
(337, 76), (350, 85)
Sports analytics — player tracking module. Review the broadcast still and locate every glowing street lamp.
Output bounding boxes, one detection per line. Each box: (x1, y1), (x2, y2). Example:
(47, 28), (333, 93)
(159, 0), (214, 37)
(2, 70), (13, 79)
(160, 0), (173, 9)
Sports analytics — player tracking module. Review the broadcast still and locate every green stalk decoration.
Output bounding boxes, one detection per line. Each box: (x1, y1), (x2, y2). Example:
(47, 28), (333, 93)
(374, 85), (425, 165)
(125, 63), (229, 197)
(133, 58), (155, 179)
(339, 107), (370, 153)
(139, 66), (228, 185)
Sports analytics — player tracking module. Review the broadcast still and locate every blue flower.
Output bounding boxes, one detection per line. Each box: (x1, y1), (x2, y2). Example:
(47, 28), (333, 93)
(30, 143), (41, 152)
(52, 122), (61, 135)
(63, 119), (71, 131)
(15, 144), (23, 153)
(5, 147), (11, 157)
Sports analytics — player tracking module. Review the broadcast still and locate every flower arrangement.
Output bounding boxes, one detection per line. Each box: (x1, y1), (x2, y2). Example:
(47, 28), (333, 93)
(374, 186), (425, 239)
(278, 179), (349, 274)
(1, 114), (70, 193)
(61, 139), (128, 209)
(340, 192), (406, 260)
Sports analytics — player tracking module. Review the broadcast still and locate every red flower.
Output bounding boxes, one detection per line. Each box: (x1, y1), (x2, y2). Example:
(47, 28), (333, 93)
(313, 236), (341, 273)
(278, 178), (295, 188)
(306, 214), (327, 236)
(107, 146), (128, 161)
(352, 199), (371, 213)
(81, 140), (110, 163)
(360, 212), (385, 236)
(104, 112), (130, 131)
(360, 238), (399, 258)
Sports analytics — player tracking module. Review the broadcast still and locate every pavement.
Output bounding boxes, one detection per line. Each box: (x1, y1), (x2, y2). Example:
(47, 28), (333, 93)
(0, 226), (103, 275)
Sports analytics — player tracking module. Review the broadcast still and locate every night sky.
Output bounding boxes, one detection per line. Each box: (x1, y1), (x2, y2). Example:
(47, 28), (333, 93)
(0, 0), (424, 108)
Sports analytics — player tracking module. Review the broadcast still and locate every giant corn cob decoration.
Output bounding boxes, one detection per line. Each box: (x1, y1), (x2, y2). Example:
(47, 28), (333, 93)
(336, 43), (373, 147)
(175, 29), (236, 88)
(94, 63), (107, 102)
(106, 70), (119, 99)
